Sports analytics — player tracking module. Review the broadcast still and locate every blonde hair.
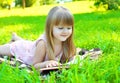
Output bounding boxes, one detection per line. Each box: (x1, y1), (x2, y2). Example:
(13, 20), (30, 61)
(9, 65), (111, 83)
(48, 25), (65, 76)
(45, 6), (76, 63)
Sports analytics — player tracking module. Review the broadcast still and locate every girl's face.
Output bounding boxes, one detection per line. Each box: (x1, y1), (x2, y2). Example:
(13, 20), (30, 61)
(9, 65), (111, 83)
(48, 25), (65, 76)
(53, 25), (72, 42)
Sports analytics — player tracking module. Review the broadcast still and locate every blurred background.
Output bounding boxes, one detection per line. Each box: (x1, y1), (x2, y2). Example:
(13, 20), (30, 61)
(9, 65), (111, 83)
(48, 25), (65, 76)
(0, 0), (120, 10)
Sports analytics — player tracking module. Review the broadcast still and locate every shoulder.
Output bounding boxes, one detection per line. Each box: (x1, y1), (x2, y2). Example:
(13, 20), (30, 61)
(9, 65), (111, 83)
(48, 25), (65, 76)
(36, 40), (46, 48)
(34, 40), (46, 58)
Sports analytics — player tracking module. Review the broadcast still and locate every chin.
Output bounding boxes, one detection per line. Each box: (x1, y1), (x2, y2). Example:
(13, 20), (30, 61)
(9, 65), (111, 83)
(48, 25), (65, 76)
(58, 37), (68, 41)
(60, 39), (67, 41)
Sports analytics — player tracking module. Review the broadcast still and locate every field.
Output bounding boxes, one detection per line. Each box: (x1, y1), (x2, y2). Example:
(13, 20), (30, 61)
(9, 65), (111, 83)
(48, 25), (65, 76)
(0, 1), (120, 83)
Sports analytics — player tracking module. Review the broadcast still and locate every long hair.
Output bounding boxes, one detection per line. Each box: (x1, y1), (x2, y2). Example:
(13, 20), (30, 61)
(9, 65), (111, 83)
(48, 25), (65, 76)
(45, 6), (76, 62)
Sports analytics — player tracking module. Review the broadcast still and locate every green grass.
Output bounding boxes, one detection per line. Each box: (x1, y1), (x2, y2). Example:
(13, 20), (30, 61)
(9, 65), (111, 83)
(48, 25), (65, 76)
(0, 1), (120, 83)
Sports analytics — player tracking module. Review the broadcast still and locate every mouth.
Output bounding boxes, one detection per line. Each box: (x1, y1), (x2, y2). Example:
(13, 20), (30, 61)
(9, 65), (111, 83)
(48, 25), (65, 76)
(61, 35), (68, 37)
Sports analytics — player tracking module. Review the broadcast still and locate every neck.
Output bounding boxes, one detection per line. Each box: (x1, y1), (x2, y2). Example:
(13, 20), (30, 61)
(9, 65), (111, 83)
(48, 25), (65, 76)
(54, 38), (62, 45)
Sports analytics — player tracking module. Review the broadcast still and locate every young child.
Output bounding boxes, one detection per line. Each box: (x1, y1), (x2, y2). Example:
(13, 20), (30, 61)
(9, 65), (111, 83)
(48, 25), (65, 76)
(0, 6), (76, 69)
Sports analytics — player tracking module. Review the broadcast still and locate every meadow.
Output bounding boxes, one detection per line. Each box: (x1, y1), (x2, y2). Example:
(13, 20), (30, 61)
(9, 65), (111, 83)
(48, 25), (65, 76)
(0, 1), (120, 83)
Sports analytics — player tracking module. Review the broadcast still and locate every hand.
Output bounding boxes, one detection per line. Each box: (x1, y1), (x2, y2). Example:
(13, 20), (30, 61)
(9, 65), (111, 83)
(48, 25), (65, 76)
(45, 60), (61, 68)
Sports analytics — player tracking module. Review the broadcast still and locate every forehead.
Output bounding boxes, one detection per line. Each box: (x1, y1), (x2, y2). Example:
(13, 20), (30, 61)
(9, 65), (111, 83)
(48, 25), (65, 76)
(54, 25), (72, 28)
(52, 10), (74, 26)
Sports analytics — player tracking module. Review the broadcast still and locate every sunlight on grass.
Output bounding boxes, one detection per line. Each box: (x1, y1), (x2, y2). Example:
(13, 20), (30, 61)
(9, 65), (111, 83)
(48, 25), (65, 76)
(111, 32), (120, 42)
(0, 1), (96, 17)
(0, 24), (29, 33)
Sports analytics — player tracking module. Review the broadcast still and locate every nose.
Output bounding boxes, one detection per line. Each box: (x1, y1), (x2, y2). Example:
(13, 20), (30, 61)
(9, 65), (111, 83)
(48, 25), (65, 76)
(63, 28), (68, 33)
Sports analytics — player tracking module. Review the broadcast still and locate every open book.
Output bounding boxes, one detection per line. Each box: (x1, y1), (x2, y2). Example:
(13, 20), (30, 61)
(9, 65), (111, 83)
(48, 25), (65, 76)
(40, 48), (102, 74)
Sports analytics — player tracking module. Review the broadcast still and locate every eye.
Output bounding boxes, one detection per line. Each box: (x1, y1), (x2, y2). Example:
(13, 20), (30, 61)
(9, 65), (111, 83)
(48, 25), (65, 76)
(67, 27), (72, 30)
(58, 27), (63, 29)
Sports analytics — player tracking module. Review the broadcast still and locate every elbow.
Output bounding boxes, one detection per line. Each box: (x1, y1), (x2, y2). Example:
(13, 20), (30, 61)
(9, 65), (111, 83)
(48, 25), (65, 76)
(33, 62), (40, 69)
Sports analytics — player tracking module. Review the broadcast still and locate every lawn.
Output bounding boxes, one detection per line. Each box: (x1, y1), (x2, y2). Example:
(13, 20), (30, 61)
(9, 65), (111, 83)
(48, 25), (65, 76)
(0, 1), (120, 83)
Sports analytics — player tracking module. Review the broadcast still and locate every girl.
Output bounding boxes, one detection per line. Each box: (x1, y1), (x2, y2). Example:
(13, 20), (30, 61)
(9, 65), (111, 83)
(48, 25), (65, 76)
(0, 6), (76, 69)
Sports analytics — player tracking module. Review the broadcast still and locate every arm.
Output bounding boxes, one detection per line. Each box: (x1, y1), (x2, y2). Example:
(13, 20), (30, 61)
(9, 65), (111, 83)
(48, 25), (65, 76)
(33, 40), (60, 69)
(33, 40), (46, 69)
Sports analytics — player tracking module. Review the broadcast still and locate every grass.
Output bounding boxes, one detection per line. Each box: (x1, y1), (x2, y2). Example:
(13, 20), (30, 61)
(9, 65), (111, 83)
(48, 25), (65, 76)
(0, 1), (120, 83)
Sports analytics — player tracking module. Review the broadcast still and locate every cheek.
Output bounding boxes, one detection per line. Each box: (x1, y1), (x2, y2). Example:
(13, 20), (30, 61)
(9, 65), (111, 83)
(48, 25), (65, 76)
(53, 28), (62, 34)
(53, 28), (60, 36)
(69, 30), (72, 35)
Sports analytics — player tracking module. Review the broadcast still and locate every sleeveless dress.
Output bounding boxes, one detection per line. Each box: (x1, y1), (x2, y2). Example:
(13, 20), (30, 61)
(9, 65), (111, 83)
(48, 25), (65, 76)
(10, 34), (63, 65)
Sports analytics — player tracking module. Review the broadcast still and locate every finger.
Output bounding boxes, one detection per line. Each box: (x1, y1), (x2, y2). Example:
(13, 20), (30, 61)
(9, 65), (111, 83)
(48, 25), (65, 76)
(50, 61), (58, 67)
(51, 63), (57, 67)
(53, 61), (62, 66)
(46, 65), (48, 68)
(46, 64), (51, 68)
(48, 64), (52, 67)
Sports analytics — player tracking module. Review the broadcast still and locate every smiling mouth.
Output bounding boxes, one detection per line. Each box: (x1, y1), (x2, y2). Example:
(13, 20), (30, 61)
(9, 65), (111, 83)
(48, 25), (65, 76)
(61, 35), (68, 37)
